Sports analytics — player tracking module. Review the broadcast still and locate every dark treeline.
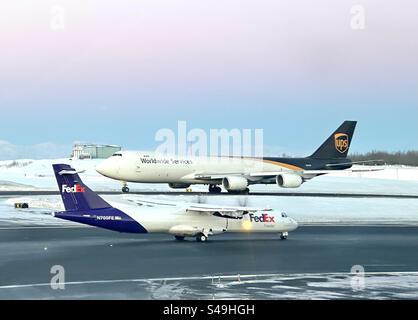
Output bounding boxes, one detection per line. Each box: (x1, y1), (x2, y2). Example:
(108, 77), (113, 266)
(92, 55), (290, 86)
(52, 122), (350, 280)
(349, 151), (418, 166)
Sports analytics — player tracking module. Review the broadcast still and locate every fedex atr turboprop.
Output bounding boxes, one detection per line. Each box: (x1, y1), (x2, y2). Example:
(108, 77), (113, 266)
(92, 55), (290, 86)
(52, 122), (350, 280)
(96, 121), (378, 194)
(52, 164), (298, 242)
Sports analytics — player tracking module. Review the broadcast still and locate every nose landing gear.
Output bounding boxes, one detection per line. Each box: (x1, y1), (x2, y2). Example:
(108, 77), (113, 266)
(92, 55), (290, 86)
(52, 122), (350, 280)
(280, 232), (288, 240)
(121, 182), (130, 193)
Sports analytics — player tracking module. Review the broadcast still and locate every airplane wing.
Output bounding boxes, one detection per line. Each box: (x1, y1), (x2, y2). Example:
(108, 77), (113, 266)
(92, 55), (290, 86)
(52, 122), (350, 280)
(123, 197), (178, 207)
(123, 196), (271, 219)
(193, 173), (241, 180)
(300, 167), (384, 175)
(195, 165), (384, 180)
(186, 203), (272, 219)
(249, 166), (384, 177)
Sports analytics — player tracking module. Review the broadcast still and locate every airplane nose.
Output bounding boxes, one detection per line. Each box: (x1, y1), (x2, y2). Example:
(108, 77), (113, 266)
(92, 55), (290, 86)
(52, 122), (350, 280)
(96, 160), (114, 177)
(95, 162), (105, 175)
(285, 218), (298, 231)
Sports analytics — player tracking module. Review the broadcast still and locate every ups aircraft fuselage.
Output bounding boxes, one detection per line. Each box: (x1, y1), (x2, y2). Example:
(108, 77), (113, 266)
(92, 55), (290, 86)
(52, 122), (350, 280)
(96, 121), (380, 193)
(98, 152), (351, 185)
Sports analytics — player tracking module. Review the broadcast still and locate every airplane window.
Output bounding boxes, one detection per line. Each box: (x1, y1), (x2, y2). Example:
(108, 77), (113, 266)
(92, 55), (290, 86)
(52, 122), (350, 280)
(112, 153), (122, 157)
(281, 212), (288, 218)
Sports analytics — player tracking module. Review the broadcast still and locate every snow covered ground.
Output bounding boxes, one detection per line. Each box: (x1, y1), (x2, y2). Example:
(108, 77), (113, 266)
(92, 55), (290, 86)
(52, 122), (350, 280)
(0, 159), (108, 191)
(2, 272), (417, 299)
(1, 193), (417, 227)
(0, 158), (417, 226)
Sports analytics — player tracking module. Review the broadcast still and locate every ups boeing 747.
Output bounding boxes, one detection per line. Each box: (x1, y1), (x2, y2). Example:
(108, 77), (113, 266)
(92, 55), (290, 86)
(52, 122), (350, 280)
(96, 121), (380, 194)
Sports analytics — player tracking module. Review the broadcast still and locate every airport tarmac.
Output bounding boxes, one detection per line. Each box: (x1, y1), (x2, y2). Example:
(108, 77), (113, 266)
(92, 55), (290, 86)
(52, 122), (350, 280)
(0, 225), (417, 299)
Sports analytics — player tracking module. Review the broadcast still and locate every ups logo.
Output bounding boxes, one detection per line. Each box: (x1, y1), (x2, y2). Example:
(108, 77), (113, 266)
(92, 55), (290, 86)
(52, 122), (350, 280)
(334, 133), (349, 153)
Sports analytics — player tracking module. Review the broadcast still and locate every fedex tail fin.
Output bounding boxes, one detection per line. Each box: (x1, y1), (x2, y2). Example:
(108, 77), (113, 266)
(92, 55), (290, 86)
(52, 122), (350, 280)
(53, 164), (111, 211)
(309, 121), (357, 159)
(52, 164), (147, 233)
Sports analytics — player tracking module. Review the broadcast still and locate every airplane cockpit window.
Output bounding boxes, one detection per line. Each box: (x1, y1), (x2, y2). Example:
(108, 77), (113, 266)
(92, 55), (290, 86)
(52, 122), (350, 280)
(112, 153), (122, 157)
(281, 212), (288, 218)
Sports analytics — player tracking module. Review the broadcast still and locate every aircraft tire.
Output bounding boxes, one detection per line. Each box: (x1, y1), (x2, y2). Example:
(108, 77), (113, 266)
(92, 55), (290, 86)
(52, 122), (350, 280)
(196, 233), (208, 242)
(209, 185), (222, 194)
(122, 187), (130, 193)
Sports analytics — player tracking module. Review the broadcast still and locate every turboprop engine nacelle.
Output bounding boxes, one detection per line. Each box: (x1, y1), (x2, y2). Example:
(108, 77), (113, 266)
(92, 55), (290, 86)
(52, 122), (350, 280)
(276, 173), (303, 188)
(169, 225), (201, 236)
(168, 225), (226, 237)
(222, 176), (248, 191)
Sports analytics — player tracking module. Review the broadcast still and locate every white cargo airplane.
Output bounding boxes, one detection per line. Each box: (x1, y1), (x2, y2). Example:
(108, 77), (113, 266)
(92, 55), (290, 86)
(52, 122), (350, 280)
(53, 164), (298, 242)
(96, 121), (380, 193)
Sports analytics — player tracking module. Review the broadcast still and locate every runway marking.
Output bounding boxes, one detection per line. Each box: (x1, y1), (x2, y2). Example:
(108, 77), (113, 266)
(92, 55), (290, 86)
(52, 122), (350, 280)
(1, 271), (418, 290)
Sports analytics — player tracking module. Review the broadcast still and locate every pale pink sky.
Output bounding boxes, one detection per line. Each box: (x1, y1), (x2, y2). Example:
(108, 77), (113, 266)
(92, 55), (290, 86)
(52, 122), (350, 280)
(0, 0), (416, 158)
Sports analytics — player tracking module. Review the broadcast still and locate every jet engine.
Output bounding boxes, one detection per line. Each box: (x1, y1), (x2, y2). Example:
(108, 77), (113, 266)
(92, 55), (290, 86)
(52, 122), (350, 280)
(276, 173), (303, 188)
(222, 176), (248, 191)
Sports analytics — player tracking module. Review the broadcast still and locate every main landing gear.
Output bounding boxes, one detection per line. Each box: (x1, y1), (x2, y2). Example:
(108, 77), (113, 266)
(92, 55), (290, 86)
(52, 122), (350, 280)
(173, 234), (208, 242)
(196, 233), (208, 242)
(121, 181), (130, 193)
(280, 232), (288, 240)
(208, 184), (222, 194)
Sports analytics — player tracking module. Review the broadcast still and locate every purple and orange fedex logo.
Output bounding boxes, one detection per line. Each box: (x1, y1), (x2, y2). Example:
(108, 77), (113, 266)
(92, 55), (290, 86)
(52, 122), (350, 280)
(249, 213), (275, 223)
(62, 184), (86, 193)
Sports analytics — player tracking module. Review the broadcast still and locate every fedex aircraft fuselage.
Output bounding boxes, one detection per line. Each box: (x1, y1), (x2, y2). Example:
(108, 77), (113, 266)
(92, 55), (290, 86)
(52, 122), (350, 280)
(58, 203), (297, 236)
(53, 164), (298, 242)
(96, 121), (359, 193)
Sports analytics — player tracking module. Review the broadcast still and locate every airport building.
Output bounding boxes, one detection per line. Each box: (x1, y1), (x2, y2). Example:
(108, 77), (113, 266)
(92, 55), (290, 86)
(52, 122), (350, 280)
(71, 143), (121, 160)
